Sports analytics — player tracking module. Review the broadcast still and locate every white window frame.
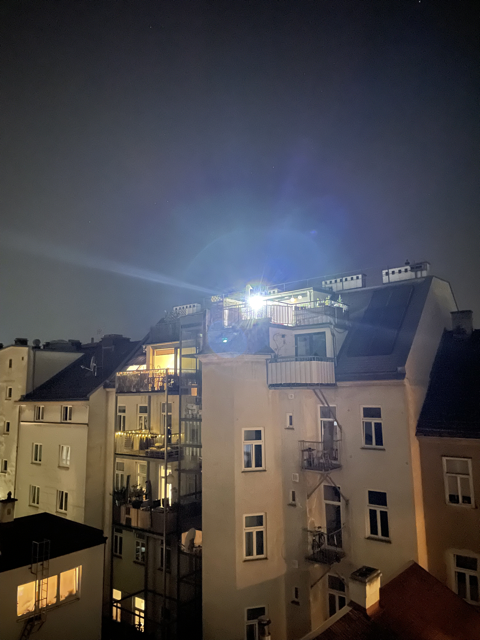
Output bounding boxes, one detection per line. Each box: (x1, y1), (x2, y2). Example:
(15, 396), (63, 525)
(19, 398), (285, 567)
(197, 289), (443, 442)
(115, 460), (125, 490)
(117, 405), (126, 432)
(135, 536), (146, 563)
(59, 445), (71, 468)
(113, 528), (123, 557)
(367, 490), (389, 540)
(327, 574), (347, 617)
(61, 405), (73, 422)
(57, 490), (68, 513)
(32, 443), (43, 464)
(452, 552), (480, 605)
(244, 513), (266, 560)
(286, 413), (294, 429)
(1, 459), (7, 473)
(245, 606), (267, 640)
(134, 596), (145, 632)
(138, 405), (148, 430)
(443, 457), (474, 507)
(6, 386), (12, 400)
(112, 589), (122, 622)
(4, 420), (10, 434)
(361, 406), (384, 448)
(30, 485), (40, 506)
(34, 405), (45, 421)
(242, 428), (265, 471)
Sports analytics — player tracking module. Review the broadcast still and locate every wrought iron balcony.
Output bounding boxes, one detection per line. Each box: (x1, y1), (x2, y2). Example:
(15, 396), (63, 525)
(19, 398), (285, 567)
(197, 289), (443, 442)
(268, 356), (335, 387)
(306, 527), (345, 565)
(116, 369), (179, 394)
(300, 440), (341, 471)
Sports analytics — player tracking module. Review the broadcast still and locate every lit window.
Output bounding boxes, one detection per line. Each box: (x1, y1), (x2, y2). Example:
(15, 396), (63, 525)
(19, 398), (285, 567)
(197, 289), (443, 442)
(59, 566), (81, 601)
(62, 405), (73, 422)
(136, 461), (147, 489)
(115, 461), (125, 490)
(57, 490), (68, 513)
(40, 575), (58, 606)
(59, 445), (71, 467)
(362, 407), (383, 448)
(134, 596), (145, 632)
(1, 459), (7, 473)
(34, 405), (44, 421)
(243, 429), (264, 470)
(6, 386), (12, 400)
(443, 457), (474, 507)
(244, 514), (266, 559)
(4, 421), (10, 434)
(161, 402), (172, 437)
(32, 443), (43, 464)
(245, 606), (266, 640)
(117, 405), (126, 431)
(135, 535), (146, 563)
(113, 529), (123, 557)
(367, 491), (389, 540)
(328, 575), (346, 617)
(30, 485), (40, 506)
(138, 405), (148, 430)
(454, 554), (480, 604)
(17, 581), (36, 617)
(112, 589), (122, 622)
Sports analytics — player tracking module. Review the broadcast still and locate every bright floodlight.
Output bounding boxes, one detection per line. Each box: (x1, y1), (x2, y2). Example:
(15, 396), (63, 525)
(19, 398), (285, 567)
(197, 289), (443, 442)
(248, 295), (264, 311)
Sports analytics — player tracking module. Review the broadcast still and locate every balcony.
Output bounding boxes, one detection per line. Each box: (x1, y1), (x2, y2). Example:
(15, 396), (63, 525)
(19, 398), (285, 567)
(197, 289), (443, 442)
(115, 432), (182, 459)
(306, 527), (345, 565)
(300, 440), (341, 471)
(113, 500), (177, 534)
(267, 357), (335, 387)
(116, 369), (178, 394)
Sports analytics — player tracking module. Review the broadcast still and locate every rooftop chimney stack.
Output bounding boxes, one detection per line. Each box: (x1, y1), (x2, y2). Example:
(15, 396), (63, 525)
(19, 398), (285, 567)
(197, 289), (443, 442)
(0, 492), (17, 524)
(348, 566), (382, 615)
(451, 310), (473, 338)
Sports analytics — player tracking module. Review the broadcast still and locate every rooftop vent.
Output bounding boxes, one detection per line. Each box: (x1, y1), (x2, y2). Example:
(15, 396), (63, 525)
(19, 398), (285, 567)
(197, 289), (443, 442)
(382, 260), (430, 284)
(14, 338), (28, 346)
(322, 274), (366, 292)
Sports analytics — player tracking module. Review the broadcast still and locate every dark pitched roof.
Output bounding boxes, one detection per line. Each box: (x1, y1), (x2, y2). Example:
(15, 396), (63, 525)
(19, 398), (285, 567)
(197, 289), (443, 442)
(335, 278), (433, 382)
(316, 563), (480, 640)
(0, 512), (105, 573)
(22, 337), (139, 401)
(417, 329), (480, 437)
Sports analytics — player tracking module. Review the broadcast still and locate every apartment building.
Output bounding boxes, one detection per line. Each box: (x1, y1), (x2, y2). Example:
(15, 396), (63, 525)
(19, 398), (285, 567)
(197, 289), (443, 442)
(15, 334), (136, 533)
(199, 263), (457, 640)
(0, 338), (82, 500)
(417, 310), (480, 605)
(108, 309), (203, 640)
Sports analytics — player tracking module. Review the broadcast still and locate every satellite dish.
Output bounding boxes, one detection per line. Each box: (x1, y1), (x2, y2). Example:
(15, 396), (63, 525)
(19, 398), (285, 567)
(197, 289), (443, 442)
(81, 355), (98, 376)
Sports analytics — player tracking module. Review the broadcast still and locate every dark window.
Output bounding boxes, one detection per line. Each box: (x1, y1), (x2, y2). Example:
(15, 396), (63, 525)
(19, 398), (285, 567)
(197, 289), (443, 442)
(368, 491), (387, 507)
(295, 332), (327, 358)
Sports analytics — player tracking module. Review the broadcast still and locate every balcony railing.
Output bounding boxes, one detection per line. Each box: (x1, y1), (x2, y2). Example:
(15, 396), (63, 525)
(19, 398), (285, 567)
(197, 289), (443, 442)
(300, 439), (341, 471)
(113, 501), (177, 534)
(115, 432), (183, 459)
(306, 527), (345, 565)
(116, 369), (199, 394)
(268, 357), (335, 386)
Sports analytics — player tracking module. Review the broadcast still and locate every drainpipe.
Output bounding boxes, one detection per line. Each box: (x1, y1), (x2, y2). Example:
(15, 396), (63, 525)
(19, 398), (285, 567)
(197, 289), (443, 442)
(162, 369), (169, 634)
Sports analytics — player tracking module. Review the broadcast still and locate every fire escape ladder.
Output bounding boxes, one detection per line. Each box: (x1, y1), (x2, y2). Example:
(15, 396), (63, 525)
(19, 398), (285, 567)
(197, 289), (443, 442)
(21, 539), (50, 639)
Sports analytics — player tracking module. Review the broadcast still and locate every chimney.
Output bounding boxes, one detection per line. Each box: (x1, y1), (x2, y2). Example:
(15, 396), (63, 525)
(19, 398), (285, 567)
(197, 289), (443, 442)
(348, 566), (382, 615)
(0, 492), (17, 523)
(451, 310), (473, 338)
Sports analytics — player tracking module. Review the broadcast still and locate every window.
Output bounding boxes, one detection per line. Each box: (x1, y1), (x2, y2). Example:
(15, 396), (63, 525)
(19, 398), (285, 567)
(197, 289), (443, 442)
(1, 459), (7, 473)
(243, 429), (264, 470)
(138, 405), (148, 430)
(34, 405), (44, 421)
(17, 581), (36, 617)
(159, 545), (171, 572)
(32, 443), (43, 464)
(454, 554), (480, 604)
(289, 490), (297, 505)
(292, 587), (300, 603)
(30, 485), (40, 506)
(8, 358), (13, 368)
(59, 445), (71, 467)
(324, 485), (342, 548)
(62, 405), (73, 422)
(245, 606), (266, 640)
(113, 589), (122, 622)
(115, 461), (125, 490)
(57, 490), (68, 513)
(60, 566), (81, 601)
(286, 413), (294, 429)
(136, 461), (147, 488)
(6, 386), (12, 400)
(134, 596), (145, 632)
(328, 575), (346, 617)
(4, 420), (10, 434)
(42, 575), (58, 606)
(244, 514), (266, 559)
(362, 407), (383, 448)
(135, 535), (146, 563)
(113, 528), (123, 557)
(367, 491), (389, 540)
(295, 332), (327, 358)
(117, 405), (126, 431)
(443, 457), (474, 506)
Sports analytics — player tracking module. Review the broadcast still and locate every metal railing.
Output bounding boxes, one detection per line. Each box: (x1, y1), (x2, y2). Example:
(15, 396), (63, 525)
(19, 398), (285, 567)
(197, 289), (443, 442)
(300, 440), (341, 471)
(306, 527), (345, 565)
(116, 369), (199, 394)
(268, 357), (336, 386)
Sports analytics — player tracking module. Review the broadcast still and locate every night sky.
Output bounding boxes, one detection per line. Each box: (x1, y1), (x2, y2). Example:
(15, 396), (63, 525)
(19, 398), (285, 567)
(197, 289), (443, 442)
(0, 0), (478, 344)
